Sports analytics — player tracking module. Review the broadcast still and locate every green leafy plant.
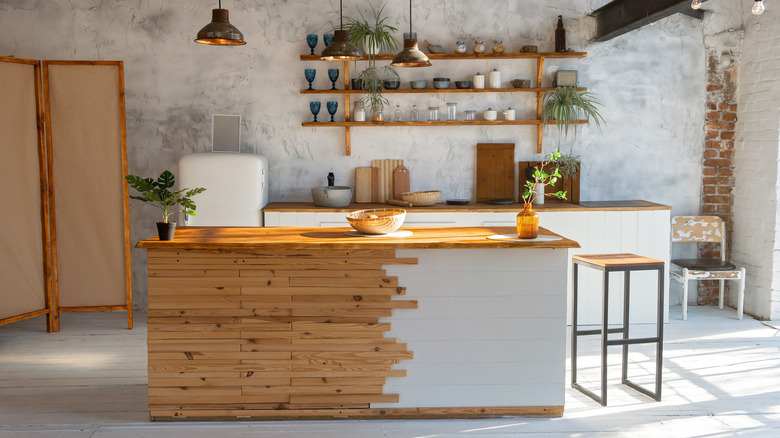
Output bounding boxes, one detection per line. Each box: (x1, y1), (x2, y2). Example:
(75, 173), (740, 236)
(551, 149), (581, 178)
(357, 64), (398, 110)
(125, 170), (206, 223)
(343, 1), (399, 55)
(540, 86), (605, 138)
(522, 151), (567, 204)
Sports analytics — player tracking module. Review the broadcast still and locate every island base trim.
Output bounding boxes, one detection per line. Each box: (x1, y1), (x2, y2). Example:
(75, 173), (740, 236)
(150, 405), (564, 421)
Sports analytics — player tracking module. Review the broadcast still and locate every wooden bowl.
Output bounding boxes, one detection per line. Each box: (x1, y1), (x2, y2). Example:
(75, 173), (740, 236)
(401, 190), (441, 206)
(347, 208), (406, 235)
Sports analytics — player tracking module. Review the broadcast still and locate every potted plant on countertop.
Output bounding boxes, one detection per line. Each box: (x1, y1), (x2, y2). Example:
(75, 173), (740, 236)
(539, 86), (605, 201)
(343, 1), (399, 120)
(125, 170), (206, 241)
(517, 151), (567, 239)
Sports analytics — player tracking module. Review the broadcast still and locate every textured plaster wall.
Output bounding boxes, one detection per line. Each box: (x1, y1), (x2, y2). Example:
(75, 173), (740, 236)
(0, 0), (705, 310)
(734, 1), (780, 320)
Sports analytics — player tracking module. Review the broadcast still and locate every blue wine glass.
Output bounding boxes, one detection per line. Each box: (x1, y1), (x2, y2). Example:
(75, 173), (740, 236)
(326, 101), (338, 122)
(306, 34), (318, 55)
(304, 69), (316, 90)
(310, 101), (321, 122)
(327, 68), (339, 90)
(324, 33), (334, 47)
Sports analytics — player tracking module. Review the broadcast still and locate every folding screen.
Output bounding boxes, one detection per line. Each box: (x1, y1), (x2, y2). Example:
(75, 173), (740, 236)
(42, 61), (132, 330)
(0, 57), (54, 331)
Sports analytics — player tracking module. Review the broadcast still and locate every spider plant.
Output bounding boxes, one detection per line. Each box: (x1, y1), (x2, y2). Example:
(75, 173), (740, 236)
(540, 86), (605, 138)
(343, 1), (399, 55)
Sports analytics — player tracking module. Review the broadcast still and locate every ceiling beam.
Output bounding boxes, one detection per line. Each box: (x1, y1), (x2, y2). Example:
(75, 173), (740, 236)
(591, 0), (706, 42)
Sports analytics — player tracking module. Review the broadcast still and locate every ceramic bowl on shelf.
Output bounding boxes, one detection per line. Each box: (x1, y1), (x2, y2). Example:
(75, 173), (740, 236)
(483, 109), (498, 121)
(311, 186), (353, 207)
(383, 78), (401, 89)
(433, 77), (451, 89)
(410, 80), (428, 89)
(455, 80), (472, 89)
(347, 208), (406, 235)
(511, 79), (531, 88)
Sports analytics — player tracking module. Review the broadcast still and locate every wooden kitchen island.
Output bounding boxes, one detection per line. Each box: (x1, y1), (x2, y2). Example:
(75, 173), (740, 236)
(137, 226), (579, 421)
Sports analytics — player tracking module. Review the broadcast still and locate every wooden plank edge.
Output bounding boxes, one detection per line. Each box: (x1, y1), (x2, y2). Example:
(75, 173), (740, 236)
(150, 405), (564, 421)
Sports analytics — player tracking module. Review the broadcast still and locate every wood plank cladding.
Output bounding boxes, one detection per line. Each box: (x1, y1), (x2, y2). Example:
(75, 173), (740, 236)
(146, 248), (417, 420)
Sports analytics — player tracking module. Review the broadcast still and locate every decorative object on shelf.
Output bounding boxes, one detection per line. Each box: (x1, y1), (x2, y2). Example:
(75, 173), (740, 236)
(455, 80), (472, 89)
(346, 208), (407, 235)
(327, 68), (339, 89)
(125, 170), (206, 241)
(473, 40), (486, 54)
(344, 1), (399, 55)
(391, 0), (431, 68)
(393, 104), (404, 122)
(323, 33), (334, 47)
(311, 185), (352, 207)
(555, 15), (566, 52)
(511, 79), (531, 88)
(554, 70), (578, 87)
(326, 101), (338, 122)
(519, 158), (580, 204)
(309, 101), (321, 122)
(351, 78), (362, 90)
(455, 40), (467, 54)
(492, 40), (505, 53)
(306, 33), (318, 55)
(304, 68), (316, 90)
(446, 102), (458, 121)
(521, 45), (538, 53)
(195, 0), (246, 46)
(372, 105), (384, 122)
(427, 106), (439, 121)
(472, 72), (485, 89)
(353, 100), (366, 121)
(518, 151), (567, 239)
(383, 77), (401, 89)
(464, 110), (476, 121)
(424, 39), (445, 54)
(487, 68), (502, 88)
(540, 86), (605, 140)
(409, 104), (419, 121)
(433, 77), (450, 89)
(753, 0), (766, 14)
(409, 80), (427, 89)
(502, 107), (515, 121)
(482, 108), (497, 121)
(320, 0), (362, 60)
(401, 190), (441, 207)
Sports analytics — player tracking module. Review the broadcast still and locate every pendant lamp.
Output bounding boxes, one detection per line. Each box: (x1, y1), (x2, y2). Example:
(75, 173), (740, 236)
(320, 0), (362, 60)
(391, 0), (431, 67)
(195, 0), (246, 46)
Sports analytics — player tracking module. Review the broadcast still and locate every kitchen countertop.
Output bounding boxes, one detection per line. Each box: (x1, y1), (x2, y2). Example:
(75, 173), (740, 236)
(263, 200), (671, 213)
(136, 226), (579, 250)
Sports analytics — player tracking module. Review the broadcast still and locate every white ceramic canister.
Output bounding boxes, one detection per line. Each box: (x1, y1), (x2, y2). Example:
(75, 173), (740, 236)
(473, 72), (485, 89)
(533, 183), (545, 205)
(502, 107), (516, 121)
(487, 68), (502, 88)
(482, 107), (497, 121)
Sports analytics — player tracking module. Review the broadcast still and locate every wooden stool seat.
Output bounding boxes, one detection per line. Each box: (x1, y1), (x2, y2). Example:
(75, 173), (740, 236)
(571, 253), (664, 406)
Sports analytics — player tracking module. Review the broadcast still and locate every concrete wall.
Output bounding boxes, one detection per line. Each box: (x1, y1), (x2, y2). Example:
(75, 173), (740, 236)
(0, 0), (706, 310)
(734, 1), (780, 320)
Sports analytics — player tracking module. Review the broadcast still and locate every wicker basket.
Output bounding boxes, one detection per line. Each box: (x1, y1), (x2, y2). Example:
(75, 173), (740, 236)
(401, 190), (441, 207)
(347, 208), (406, 235)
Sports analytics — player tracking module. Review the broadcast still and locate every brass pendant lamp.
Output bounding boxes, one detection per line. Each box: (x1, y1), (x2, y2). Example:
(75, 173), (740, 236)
(195, 0), (246, 46)
(391, 0), (431, 67)
(320, 0), (362, 60)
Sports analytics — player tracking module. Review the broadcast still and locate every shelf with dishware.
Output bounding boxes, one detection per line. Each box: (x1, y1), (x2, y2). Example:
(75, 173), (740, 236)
(300, 51), (588, 155)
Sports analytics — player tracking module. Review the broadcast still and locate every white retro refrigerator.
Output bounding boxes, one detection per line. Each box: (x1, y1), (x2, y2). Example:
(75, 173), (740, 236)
(177, 153), (269, 226)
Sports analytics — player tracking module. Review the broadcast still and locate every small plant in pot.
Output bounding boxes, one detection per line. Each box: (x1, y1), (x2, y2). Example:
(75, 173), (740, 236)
(125, 170), (206, 241)
(517, 151), (567, 239)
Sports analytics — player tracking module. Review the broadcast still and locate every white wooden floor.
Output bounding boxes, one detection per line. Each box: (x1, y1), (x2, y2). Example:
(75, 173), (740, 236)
(1, 306), (779, 437)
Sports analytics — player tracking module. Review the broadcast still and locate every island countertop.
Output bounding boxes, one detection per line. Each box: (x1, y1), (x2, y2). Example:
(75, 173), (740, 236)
(135, 226), (580, 250)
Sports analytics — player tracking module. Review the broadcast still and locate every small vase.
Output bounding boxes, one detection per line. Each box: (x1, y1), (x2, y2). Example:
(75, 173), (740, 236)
(157, 221), (177, 241)
(517, 204), (539, 239)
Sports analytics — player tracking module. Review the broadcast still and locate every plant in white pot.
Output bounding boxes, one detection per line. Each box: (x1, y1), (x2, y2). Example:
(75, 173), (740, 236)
(125, 170), (206, 241)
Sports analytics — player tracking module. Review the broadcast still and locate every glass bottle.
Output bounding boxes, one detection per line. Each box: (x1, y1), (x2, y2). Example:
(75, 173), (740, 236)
(473, 40), (485, 54)
(517, 203), (540, 239)
(555, 15), (566, 52)
(427, 106), (439, 121)
(393, 104), (404, 122)
(372, 106), (384, 122)
(409, 105), (419, 122)
(446, 103), (457, 121)
(492, 40), (504, 53)
(455, 40), (467, 54)
(352, 101), (365, 122)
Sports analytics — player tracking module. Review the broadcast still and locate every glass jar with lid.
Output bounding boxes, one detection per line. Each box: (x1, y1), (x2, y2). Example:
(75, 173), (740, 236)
(427, 106), (439, 121)
(473, 40), (485, 54)
(446, 103), (458, 121)
(372, 106), (384, 122)
(492, 40), (504, 53)
(464, 110), (477, 121)
(352, 100), (365, 122)
(455, 40), (467, 54)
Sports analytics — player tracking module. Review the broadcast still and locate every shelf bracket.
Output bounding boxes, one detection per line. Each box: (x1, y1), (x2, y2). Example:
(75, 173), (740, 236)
(536, 56), (546, 153)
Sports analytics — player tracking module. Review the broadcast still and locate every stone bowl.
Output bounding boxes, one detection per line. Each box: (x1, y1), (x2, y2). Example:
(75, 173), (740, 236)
(410, 80), (428, 89)
(311, 186), (353, 208)
(455, 80), (472, 89)
(511, 79), (532, 88)
(383, 78), (401, 90)
(433, 77), (451, 89)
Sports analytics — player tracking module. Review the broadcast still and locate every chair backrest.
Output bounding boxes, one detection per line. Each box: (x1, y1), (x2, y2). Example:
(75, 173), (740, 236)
(671, 216), (726, 260)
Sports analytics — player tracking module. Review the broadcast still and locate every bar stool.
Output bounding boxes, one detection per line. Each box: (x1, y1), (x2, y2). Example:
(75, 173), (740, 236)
(571, 253), (664, 406)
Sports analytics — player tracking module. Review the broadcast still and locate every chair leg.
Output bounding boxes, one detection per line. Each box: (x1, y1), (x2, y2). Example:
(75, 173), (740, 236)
(718, 279), (725, 310)
(681, 269), (689, 321)
(738, 268), (746, 320)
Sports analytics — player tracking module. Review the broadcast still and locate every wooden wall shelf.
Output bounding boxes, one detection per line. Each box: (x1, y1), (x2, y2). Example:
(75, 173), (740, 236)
(301, 52), (588, 155)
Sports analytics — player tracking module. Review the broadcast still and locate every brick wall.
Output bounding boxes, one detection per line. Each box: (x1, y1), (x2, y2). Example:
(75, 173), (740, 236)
(699, 50), (739, 305)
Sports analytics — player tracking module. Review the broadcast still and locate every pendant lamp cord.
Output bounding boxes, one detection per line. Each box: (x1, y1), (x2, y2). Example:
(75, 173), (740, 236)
(409, 0), (413, 33)
(340, 0), (344, 29)
(219, 0), (222, 9)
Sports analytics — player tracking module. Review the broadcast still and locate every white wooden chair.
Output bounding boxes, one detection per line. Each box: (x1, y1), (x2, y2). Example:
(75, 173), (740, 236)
(670, 216), (745, 320)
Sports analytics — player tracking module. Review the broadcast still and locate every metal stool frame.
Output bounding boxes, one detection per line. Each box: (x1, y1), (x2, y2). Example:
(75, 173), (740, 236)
(571, 256), (664, 406)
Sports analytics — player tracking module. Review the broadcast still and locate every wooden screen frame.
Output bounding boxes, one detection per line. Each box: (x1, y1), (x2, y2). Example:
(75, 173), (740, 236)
(42, 61), (132, 330)
(0, 56), (55, 332)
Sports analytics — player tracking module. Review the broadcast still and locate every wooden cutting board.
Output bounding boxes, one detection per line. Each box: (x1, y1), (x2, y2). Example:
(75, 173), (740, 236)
(393, 165), (410, 200)
(355, 167), (373, 203)
(476, 143), (515, 203)
(371, 159), (403, 203)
